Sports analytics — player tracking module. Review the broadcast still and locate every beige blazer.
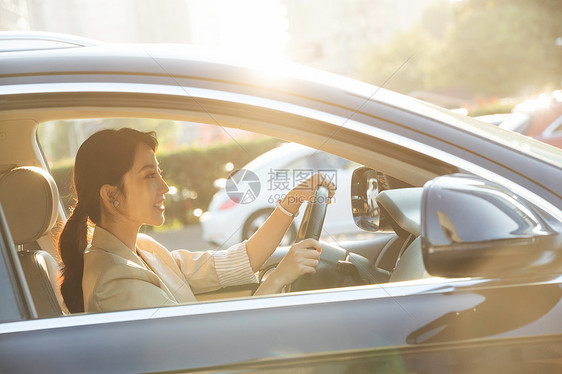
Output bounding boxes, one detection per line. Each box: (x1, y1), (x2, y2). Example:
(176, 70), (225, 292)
(82, 226), (257, 313)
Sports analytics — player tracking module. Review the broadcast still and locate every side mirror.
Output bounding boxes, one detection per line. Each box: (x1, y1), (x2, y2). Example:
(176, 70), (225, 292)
(421, 174), (562, 278)
(351, 167), (380, 232)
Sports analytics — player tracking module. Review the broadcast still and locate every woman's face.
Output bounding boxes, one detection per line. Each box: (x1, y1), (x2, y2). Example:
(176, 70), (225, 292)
(118, 143), (169, 226)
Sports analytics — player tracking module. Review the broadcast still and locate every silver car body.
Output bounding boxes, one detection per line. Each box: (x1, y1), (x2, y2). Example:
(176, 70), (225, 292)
(0, 34), (562, 372)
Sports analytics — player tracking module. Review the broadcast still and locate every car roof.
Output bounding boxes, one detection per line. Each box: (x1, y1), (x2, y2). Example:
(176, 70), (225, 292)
(1, 39), (559, 168)
(1, 34), (561, 212)
(0, 31), (98, 52)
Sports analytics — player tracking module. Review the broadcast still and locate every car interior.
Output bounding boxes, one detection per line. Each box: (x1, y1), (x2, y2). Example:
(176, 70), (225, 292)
(0, 116), (458, 319)
(259, 179), (431, 293)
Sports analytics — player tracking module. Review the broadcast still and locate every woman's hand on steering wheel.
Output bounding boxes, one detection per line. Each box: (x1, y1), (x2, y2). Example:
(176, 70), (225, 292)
(255, 173), (334, 295)
(280, 172), (337, 215)
(268, 239), (322, 290)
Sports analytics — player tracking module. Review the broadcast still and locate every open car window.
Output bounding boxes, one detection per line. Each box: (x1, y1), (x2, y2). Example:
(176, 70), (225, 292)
(38, 118), (429, 315)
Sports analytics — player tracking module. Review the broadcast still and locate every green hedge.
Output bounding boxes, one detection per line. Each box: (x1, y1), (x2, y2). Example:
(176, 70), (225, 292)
(51, 137), (284, 228)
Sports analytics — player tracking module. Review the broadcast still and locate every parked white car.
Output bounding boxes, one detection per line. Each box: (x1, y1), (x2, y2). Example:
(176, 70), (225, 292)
(200, 142), (366, 248)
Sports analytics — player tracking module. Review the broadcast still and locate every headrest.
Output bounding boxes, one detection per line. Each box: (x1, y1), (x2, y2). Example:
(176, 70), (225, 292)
(376, 188), (422, 238)
(0, 167), (60, 245)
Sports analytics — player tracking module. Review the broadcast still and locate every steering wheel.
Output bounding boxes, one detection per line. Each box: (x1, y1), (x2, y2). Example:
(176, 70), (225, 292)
(295, 186), (329, 241)
(289, 186), (330, 291)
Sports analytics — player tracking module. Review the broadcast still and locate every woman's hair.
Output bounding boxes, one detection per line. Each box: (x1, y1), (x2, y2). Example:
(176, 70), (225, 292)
(58, 128), (158, 313)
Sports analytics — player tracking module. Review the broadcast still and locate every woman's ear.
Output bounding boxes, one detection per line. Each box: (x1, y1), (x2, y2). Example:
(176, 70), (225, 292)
(99, 184), (119, 209)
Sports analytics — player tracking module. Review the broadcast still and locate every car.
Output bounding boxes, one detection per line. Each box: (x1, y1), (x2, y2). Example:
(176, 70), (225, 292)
(0, 32), (562, 373)
(200, 142), (365, 248)
(474, 112), (511, 126)
(500, 91), (562, 148)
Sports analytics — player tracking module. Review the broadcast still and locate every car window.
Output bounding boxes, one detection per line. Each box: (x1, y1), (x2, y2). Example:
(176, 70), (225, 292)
(34, 118), (459, 316)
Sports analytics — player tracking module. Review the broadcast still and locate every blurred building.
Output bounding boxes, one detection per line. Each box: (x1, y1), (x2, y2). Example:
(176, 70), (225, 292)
(283, 0), (434, 77)
(2, 0), (192, 43)
(185, 0), (288, 60)
(3, 0), (437, 77)
(0, 0), (30, 30)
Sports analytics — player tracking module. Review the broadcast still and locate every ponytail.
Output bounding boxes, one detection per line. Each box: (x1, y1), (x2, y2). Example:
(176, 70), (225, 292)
(58, 204), (89, 313)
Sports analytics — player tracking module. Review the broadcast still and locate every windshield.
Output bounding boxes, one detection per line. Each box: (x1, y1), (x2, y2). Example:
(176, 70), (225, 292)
(383, 91), (562, 168)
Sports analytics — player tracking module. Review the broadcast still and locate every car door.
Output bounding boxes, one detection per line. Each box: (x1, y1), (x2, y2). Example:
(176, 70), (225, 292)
(2, 194), (562, 374)
(3, 277), (562, 373)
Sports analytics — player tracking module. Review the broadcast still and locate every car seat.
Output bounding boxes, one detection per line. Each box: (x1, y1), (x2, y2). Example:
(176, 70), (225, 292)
(0, 166), (67, 317)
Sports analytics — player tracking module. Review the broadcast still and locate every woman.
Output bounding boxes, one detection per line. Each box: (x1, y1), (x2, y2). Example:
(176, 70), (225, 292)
(58, 128), (335, 313)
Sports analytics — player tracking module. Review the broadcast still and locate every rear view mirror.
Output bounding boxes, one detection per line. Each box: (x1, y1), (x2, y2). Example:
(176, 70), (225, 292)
(421, 174), (562, 278)
(351, 167), (380, 232)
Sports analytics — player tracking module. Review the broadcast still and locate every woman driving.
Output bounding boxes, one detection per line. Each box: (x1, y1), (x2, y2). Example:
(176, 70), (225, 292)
(58, 128), (335, 313)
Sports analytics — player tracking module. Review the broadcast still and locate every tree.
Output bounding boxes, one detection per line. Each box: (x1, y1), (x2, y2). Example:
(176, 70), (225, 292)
(359, 0), (562, 98)
(427, 0), (562, 97)
(359, 29), (434, 95)
(358, 0), (453, 95)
